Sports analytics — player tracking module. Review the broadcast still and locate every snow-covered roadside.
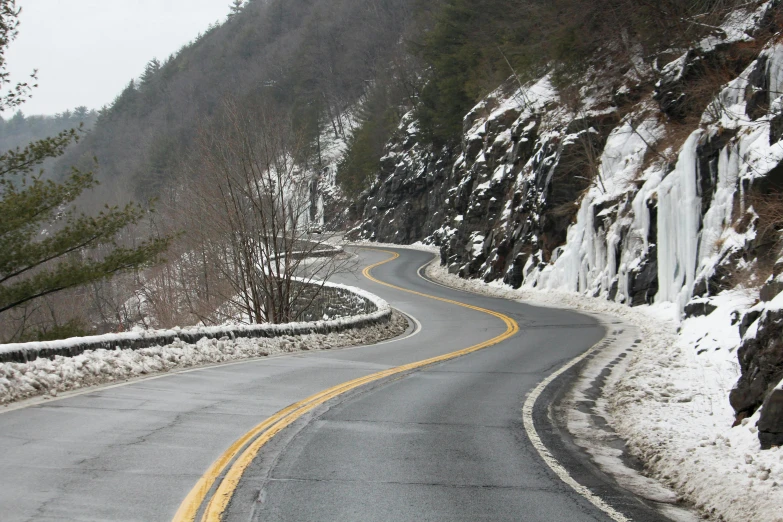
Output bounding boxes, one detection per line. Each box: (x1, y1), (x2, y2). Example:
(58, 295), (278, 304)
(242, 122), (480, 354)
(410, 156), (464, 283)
(0, 279), (390, 364)
(420, 256), (783, 522)
(0, 310), (408, 406)
(560, 318), (703, 522)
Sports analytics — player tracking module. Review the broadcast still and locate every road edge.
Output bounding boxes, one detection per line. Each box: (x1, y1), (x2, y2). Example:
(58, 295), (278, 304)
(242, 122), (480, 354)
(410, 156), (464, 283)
(413, 250), (688, 522)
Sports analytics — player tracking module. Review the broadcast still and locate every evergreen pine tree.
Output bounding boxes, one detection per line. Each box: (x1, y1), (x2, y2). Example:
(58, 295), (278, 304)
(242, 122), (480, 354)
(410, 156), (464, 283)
(140, 58), (161, 86)
(0, 1), (171, 318)
(73, 106), (88, 120)
(228, 0), (244, 19)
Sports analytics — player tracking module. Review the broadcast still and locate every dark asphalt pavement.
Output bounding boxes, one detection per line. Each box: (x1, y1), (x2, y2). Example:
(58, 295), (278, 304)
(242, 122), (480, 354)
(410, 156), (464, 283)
(0, 247), (660, 521)
(225, 248), (618, 521)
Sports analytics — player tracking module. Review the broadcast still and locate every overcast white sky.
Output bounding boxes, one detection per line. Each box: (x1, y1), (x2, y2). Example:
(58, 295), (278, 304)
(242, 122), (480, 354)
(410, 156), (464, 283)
(4, 0), (231, 116)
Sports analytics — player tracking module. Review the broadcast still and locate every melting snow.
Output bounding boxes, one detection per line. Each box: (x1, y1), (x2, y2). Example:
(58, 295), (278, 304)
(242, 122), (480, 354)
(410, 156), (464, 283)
(423, 258), (783, 522)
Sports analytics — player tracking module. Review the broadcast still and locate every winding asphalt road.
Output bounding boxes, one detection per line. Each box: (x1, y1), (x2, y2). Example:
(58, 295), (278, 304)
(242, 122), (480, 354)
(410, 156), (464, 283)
(0, 248), (662, 521)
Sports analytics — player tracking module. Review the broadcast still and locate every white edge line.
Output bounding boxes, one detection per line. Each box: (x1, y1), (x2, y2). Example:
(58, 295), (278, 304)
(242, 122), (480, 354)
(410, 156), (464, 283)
(411, 249), (630, 522)
(369, 309), (423, 347)
(521, 341), (630, 522)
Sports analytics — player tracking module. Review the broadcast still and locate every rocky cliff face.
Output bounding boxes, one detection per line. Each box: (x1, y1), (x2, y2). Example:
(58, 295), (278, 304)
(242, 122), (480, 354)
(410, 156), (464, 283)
(348, 114), (455, 243)
(350, 1), (783, 446)
(732, 264), (783, 447)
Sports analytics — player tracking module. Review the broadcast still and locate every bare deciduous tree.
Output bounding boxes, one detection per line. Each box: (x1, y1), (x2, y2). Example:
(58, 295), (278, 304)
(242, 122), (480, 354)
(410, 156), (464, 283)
(174, 97), (351, 325)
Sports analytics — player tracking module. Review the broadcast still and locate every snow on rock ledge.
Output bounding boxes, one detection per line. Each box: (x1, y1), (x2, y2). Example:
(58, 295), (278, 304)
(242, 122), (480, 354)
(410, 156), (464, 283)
(732, 290), (783, 445)
(356, 5), (783, 450)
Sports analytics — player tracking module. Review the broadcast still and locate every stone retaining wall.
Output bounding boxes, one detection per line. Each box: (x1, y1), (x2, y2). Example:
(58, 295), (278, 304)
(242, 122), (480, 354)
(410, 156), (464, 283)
(0, 280), (390, 364)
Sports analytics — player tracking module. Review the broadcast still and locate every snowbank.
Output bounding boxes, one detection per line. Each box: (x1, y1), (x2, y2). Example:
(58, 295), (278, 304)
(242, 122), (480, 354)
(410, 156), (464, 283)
(0, 279), (391, 364)
(423, 259), (783, 522)
(0, 310), (408, 406)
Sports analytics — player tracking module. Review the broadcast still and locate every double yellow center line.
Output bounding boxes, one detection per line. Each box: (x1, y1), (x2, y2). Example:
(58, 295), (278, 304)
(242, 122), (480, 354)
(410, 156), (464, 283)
(173, 249), (519, 521)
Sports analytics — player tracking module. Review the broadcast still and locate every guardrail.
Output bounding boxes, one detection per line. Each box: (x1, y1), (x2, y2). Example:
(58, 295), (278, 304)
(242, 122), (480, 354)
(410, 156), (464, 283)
(0, 280), (391, 364)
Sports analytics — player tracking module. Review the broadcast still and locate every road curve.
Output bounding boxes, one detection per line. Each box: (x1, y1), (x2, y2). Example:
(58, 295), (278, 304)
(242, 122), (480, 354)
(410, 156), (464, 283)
(0, 247), (654, 521)
(218, 248), (614, 522)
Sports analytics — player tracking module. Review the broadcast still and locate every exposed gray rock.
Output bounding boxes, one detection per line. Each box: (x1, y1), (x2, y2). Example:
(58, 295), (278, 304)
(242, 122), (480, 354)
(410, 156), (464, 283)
(654, 49), (699, 120)
(628, 250), (659, 307)
(770, 109), (783, 145)
(683, 297), (718, 318)
(692, 246), (746, 298)
(730, 305), (783, 424)
(760, 259), (783, 302)
(758, 386), (783, 449)
(350, 28), (783, 449)
(739, 308), (763, 339)
(347, 114), (453, 244)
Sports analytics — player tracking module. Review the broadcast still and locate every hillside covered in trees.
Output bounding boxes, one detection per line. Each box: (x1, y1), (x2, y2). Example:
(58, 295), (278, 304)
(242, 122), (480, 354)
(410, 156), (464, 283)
(53, 0), (775, 208)
(51, 0), (422, 203)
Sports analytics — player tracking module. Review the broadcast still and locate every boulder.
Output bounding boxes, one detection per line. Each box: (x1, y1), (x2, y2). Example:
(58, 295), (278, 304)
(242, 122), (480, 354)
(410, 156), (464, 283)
(758, 386), (783, 449)
(628, 249), (659, 306)
(684, 298), (718, 318)
(730, 306), (783, 428)
(760, 259), (783, 302)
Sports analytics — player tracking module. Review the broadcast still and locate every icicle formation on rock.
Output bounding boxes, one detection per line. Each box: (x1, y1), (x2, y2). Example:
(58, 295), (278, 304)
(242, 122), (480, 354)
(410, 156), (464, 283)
(358, 35), (783, 320)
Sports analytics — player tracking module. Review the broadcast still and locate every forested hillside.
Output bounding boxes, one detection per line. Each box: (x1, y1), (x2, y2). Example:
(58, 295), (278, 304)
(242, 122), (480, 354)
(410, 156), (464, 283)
(0, 0), (427, 343)
(52, 0), (421, 203)
(49, 0), (776, 215)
